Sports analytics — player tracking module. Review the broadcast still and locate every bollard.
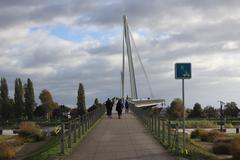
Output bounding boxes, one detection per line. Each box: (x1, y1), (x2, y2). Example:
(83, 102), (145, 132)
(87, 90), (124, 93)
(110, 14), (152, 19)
(68, 121), (72, 148)
(60, 123), (65, 154)
(73, 120), (77, 143)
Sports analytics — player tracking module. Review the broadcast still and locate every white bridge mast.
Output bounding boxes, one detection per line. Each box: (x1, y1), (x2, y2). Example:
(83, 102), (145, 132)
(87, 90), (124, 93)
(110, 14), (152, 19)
(123, 15), (138, 99)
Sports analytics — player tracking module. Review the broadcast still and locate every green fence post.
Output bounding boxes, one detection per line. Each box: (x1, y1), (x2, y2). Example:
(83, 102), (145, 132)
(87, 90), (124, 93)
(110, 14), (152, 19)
(158, 116), (160, 139)
(68, 121), (72, 148)
(162, 120), (165, 144)
(81, 116), (84, 135)
(175, 123), (179, 154)
(78, 116), (81, 139)
(168, 120), (171, 146)
(151, 115), (154, 132)
(60, 123), (65, 154)
(73, 120), (77, 143)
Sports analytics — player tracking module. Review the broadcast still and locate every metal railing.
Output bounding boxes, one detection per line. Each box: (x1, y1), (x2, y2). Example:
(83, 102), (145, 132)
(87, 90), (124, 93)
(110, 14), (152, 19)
(60, 106), (105, 154)
(130, 103), (183, 154)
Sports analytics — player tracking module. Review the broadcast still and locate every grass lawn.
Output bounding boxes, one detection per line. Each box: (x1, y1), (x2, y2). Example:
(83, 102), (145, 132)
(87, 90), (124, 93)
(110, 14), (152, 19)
(0, 135), (15, 143)
(23, 118), (103, 160)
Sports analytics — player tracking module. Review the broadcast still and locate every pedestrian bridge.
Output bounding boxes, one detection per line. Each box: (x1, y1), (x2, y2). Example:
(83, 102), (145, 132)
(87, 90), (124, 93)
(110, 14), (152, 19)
(65, 112), (176, 160)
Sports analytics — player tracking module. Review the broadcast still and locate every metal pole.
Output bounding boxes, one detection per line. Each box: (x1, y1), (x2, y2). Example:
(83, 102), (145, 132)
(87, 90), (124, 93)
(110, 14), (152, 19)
(218, 101), (225, 132)
(182, 79), (186, 151)
(220, 103), (223, 132)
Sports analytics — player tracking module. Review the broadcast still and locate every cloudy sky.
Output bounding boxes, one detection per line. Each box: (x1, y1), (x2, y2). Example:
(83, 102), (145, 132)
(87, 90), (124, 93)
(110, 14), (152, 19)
(1, 0), (240, 108)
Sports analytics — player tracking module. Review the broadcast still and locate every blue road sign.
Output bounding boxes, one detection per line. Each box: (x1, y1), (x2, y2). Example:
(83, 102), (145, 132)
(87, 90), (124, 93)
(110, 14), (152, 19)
(175, 63), (191, 79)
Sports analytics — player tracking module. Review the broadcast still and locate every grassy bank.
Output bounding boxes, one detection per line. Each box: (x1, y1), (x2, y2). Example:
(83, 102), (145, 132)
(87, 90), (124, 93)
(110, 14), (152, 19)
(23, 117), (103, 160)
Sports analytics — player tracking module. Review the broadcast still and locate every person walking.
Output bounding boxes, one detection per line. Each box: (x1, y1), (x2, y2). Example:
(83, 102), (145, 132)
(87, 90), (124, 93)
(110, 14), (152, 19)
(116, 99), (123, 119)
(106, 98), (113, 118)
(125, 100), (129, 113)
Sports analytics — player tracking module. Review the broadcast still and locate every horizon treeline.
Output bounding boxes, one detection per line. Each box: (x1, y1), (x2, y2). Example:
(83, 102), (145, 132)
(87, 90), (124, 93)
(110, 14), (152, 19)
(0, 78), (100, 122)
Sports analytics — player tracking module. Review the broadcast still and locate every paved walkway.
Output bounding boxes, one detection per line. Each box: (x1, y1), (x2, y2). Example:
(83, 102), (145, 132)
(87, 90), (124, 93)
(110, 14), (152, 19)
(65, 113), (176, 160)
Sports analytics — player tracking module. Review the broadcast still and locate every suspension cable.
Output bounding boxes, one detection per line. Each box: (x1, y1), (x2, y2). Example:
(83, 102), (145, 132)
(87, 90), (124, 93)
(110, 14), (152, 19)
(128, 27), (155, 98)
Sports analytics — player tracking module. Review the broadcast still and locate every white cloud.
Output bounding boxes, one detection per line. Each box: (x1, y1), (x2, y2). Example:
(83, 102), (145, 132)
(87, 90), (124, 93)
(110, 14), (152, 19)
(1, 0), (240, 108)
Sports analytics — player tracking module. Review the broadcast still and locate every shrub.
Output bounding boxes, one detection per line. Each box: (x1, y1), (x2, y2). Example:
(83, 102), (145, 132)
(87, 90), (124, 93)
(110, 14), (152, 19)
(199, 130), (223, 142)
(18, 121), (44, 142)
(0, 142), (16, 159)
(231, 136), (240, 159)
(199, 130), (209, 142)
(212, 138), (232, 155)
(213, 142), (231, 155)
(185, 120), (217, 128)
(12, 136), (26, 146)
(225, 123), (234, 128)
(190, 129), (201, 139)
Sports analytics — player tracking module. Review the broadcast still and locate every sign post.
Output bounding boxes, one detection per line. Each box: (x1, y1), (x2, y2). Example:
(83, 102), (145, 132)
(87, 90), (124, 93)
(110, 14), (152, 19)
(175, 63), (191, 152)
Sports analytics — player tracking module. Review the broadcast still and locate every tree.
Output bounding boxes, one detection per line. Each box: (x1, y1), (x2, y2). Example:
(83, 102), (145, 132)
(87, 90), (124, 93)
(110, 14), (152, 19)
(94, 98), (99, 106)
(14, 78), (24, 119)
(188, 103), (203, 118)
(24, 78), (35, 120)
(77, 83), (86, 115)
(88, 98), (100, 112)
(224, 102), (239, 118)
(34, 105), (47, 117)
(203, 106), (218, 118)
(167, 98), (184, 119)
(39, 89), (58, 119)
(0, 78), (11, 120)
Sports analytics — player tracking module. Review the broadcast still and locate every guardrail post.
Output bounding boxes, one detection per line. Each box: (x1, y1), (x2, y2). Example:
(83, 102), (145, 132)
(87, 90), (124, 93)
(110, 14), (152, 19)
(162, 120), (165, 144)
(158, 116), (160, 139)
(60, 123), (65, 154)
(81, 116), (84, 135)
(151, 115), (154, 132)
(168, 120), (171, 146)
(68, 121), (72, 148)
(73, 120), (77, 143)
(175, 123), (179, 154)
(78, 116), (81, 139)
(85, 114), (88, 132)
(154, 115), (157, 135)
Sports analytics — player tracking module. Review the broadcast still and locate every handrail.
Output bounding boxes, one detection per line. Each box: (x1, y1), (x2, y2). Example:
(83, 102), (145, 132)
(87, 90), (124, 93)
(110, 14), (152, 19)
(60, 106), (105, 154)
(129, 103), (182, 154)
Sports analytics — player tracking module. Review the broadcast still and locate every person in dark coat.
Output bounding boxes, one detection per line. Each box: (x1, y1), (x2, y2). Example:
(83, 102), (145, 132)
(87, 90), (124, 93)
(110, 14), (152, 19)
(106, 98), (113, 118)
(125, 100), (129, 113)
(116, 99), (123, 119)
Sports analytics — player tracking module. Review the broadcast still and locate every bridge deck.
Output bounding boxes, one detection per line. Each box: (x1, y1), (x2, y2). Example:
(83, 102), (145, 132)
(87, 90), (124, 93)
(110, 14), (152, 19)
(65, 113), (176, 160)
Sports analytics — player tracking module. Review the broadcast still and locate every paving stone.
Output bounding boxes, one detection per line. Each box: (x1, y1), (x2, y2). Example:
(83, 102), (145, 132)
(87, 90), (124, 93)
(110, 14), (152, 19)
(64, 113), (177, 160)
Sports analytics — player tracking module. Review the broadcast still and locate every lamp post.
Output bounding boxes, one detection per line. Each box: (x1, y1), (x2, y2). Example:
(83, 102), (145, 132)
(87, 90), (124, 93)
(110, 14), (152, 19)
(218, 101), (225, 132)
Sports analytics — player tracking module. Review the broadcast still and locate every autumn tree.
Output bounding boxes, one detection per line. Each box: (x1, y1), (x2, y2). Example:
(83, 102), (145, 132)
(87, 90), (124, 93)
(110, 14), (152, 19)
(24, 78), (35, 120)
(39, 89), (58, 119)
(77, 83), (86, 115)
(14, 78), (24, 119)
(0, 78), (11, 120)
(167, 98), (184, 120)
